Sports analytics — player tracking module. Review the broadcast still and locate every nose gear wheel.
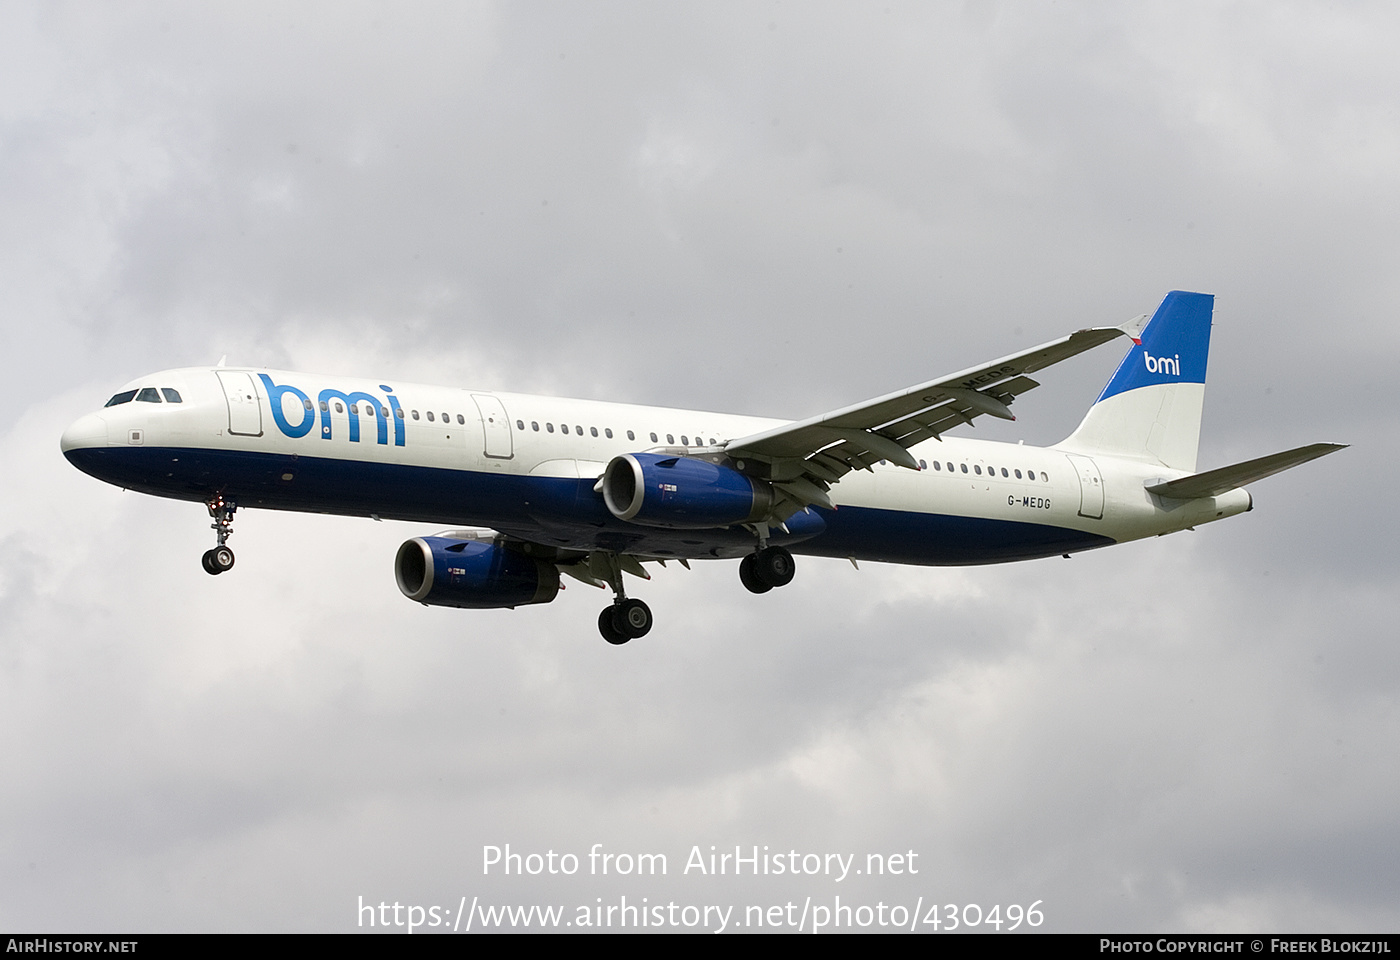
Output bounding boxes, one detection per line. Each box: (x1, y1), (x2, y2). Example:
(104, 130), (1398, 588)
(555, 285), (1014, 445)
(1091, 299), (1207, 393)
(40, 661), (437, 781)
(202, 496), (238, 576)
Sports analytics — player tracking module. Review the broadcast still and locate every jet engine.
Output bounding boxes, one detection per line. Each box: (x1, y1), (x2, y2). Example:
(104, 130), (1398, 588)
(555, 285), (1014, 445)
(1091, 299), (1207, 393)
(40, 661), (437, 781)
(395, 537), (559, 609)
(601, 453), (772, 529)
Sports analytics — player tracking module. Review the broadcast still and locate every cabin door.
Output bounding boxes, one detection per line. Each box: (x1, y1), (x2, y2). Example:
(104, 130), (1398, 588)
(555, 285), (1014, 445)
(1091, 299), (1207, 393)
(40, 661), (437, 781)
(1065, 454), (1104, 519)
(216, 371), (264, 437)
(471, 393), (514, 459)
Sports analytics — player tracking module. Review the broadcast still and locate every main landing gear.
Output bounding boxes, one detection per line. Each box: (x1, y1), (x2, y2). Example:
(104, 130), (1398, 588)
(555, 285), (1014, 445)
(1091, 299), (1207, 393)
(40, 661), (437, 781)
(598, 597), (653, 645)
(739, 545), (795, 594)
(201, 496), (237, 576)
(594, 552), (653, 645)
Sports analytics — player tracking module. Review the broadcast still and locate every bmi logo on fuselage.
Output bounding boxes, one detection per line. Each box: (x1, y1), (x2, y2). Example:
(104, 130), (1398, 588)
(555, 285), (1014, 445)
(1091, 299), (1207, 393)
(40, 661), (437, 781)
(259, 374), (406, 446)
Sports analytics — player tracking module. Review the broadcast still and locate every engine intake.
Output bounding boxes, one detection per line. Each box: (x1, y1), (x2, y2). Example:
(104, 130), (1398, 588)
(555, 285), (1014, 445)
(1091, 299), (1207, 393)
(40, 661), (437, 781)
(395, 537), (559, 609)
(601, 453), (772, 529)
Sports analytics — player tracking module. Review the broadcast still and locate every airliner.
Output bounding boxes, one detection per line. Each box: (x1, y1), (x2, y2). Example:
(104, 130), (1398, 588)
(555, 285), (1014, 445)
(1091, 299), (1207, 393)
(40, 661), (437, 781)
(61, 291), (1343, 644)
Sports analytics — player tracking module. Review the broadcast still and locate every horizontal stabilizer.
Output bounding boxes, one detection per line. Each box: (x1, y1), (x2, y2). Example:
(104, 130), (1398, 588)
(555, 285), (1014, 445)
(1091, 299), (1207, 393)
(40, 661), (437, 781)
(1145, 443), (1347, 499)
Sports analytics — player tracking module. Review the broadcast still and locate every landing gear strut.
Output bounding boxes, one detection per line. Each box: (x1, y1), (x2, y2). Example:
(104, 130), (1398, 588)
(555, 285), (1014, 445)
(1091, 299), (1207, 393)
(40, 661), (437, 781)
(201, 496), (237, 576)
(594, 552), (653, 644)
(740, 545), (795, 594)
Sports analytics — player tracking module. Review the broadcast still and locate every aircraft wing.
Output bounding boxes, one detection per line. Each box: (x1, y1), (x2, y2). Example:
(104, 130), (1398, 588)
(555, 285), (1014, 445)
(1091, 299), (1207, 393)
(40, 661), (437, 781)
(724, 314), (1150, 519)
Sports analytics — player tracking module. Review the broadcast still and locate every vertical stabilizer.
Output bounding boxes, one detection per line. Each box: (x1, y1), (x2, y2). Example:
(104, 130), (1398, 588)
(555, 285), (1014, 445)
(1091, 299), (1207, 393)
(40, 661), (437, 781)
(1058, 291), (1213, 472)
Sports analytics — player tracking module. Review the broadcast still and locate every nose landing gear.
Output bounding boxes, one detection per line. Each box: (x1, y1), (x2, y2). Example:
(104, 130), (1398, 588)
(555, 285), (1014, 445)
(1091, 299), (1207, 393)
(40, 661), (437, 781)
(201, 496), (237, 576)
(201, 545), (235, 575)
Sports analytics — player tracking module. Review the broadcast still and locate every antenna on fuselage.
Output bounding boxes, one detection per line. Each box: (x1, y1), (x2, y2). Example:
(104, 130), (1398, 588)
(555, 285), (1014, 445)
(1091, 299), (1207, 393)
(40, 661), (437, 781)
(216, 355), (227, 367)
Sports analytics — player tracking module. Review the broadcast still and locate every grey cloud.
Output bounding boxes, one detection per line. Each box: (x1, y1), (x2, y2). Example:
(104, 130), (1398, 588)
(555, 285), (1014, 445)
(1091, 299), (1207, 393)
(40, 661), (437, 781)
(1, 1), (1393, 932)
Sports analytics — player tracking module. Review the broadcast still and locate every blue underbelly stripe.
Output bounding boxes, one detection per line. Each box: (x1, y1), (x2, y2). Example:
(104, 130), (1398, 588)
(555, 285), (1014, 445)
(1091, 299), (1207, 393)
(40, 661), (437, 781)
(64, 446), (1115, 565)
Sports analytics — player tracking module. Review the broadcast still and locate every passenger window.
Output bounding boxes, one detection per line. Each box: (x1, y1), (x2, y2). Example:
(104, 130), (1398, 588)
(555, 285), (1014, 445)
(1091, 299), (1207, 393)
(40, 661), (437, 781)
(605, 428), (613, 439)
(336, 402), (345, 413)
(531, 421), (539, 431)
(395, 408), (404, 418)
(1040, 472), (1048, 482)
(590, 427), (598, 437)
(960, 463), (968, 474)
(931, 461), (939, 470)
(442, 413), (449, 423)
(547, 423), (555, 433)
(650, 432), (657, 443)
(946, 462), (953, 472)
(1014, 469), (1022, 479)
(411, 410), (419, 420)
(575, 425), (582, 435)
(458, 414), (466, 425)
(516, 420), (524, 430)
(137, 387), (162, 403)
(709, 438), (716, 446)
(1001, 467), (1008, 477)
(320, 401), (329, 412)
(302, 399), (313, 411)
(681, 436), (689, 446)
(104, 390), (137, 407)
(626, 430), (634, 441)
(161, 388), (183, 403)
(381, 406), (389, 417)
(666, 434), (674, 444)
(974, 465), (982, 475)
(427, 411), (435, 422)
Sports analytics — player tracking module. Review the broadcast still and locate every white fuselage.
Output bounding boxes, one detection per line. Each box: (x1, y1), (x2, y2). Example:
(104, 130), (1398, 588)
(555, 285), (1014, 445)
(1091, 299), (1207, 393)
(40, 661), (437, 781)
(61, 366), (1251, 566)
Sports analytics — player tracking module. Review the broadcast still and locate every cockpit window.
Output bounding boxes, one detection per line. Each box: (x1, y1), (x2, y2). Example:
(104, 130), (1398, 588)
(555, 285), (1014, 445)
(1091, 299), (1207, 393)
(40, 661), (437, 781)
(136, 387), (162, 403)
(104, 390), (138, 407)
(161, 388), (183, 403)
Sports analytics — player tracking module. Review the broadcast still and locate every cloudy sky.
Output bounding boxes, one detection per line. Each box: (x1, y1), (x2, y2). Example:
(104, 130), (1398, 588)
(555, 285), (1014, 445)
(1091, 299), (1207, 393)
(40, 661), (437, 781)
(2, 1), (1395, 933)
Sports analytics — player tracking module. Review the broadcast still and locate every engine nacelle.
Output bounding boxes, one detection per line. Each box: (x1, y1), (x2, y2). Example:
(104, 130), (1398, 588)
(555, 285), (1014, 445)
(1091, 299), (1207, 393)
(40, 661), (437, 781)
(601, 453), (772, 529)
(395, 537), (560, 609)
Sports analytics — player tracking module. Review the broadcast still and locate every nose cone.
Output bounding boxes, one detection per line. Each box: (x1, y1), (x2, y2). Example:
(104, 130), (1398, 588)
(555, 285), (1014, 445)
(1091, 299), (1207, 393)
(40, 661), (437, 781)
(61, 412), (108, 457)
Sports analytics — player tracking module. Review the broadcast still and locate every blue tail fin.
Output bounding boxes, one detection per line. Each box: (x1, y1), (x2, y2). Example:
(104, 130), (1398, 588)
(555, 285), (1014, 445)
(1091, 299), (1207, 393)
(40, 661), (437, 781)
(1097, 291), (1213, 402)
(1060, 291), (1215, 472)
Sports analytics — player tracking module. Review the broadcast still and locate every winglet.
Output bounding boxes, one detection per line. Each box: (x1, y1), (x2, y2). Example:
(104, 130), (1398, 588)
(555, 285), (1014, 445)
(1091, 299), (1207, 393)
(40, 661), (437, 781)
(1117, 313), (1150, 345)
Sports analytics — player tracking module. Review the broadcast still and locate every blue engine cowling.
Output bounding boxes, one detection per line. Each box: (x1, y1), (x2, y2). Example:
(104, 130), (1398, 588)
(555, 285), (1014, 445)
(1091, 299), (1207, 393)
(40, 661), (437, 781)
(395, 537), (560, 608)
(601, 453), (773, 529)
